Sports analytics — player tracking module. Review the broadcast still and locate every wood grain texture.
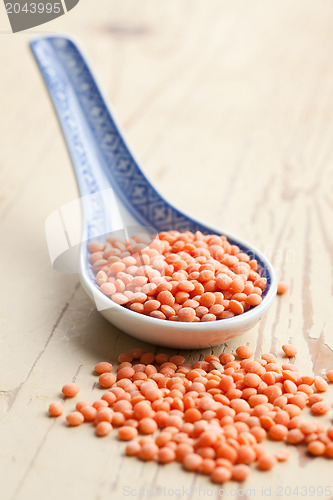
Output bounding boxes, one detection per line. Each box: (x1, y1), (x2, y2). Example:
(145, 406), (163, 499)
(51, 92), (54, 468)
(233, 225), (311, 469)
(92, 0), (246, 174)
(0, 1), (333, 499)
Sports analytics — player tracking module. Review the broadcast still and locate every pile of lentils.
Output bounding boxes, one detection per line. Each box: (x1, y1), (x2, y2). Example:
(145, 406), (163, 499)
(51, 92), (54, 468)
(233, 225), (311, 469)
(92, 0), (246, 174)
(88, 230), (288, 322)
(48, 344), (333, 485)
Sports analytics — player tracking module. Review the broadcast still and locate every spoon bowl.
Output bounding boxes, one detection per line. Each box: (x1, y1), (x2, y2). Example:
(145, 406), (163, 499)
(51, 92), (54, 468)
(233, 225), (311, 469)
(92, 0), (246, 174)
(31, 35), (277, 348)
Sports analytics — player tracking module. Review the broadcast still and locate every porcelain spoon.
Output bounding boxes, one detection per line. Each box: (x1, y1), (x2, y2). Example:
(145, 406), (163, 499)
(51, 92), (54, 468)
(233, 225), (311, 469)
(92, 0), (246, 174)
(30, 35), (277, 349)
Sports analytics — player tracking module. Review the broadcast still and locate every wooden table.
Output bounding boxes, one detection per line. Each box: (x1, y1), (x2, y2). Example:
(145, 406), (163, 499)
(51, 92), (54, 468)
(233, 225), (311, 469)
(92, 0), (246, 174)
(1, 1), (333, 499)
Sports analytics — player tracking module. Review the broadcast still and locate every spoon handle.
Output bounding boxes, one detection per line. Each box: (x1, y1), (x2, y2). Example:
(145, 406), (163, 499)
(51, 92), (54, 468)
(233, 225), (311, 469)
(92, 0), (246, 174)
(31, 35), (132, 240)
(30, 35), (207, 239)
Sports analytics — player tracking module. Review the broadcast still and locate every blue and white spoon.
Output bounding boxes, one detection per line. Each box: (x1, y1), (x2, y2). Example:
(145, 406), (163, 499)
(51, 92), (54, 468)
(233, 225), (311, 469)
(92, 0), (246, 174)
(31, 35), (277, 349)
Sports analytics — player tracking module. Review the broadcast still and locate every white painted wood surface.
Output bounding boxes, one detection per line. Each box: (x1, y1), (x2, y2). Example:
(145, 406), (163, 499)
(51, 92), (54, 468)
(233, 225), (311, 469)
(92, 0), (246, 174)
(1, 1), (333, 499)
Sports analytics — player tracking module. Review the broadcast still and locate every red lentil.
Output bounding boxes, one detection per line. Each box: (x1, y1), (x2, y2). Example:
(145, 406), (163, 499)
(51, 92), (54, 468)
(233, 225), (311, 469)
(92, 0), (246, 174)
(236, 346), (253, 359)
(327, 426), (333, 440)
(94, 362), (112, 374)
(308, 440), (326, 456)
(99, 373), (116, 388)
(211, 466), (232, 483)
(81, 405), (97, 422)
(125, 442), (141, 456)
(232, 464), (250, 481)
(93, 399), (109, 410)
(275, 449), (291, 462)
(314, 376), (328, 392)
(311, 401), (331, 415)
(95, 407), (113, 423)
(118, 426), (138, 441)
(96, 421), (112, 437)
(325, 443), (333, 458)
(269, 424), (288, 441)
(138, 443), (159, 461)
(183, 453), (203, 471)
(62, 383), (80, 398)
(139, 417), (158, 434)
(286, 429), (304, 444)
(158, 447), (176, 463)
(66, 411), (84, 426)
(282, 344), (297, 357)
(277, 282), (289, 294)
(48, 402), (64, 417)
(257, 454), (277, 470)
(76, 400), (91, 412)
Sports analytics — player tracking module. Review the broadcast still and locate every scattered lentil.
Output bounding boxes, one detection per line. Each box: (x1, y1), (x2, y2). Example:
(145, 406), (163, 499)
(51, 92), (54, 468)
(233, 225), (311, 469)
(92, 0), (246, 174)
(282, 344), (297, 357)
(66, 411), (84, 426)
(62, 383), (80, 398)
(257, 455), (277, 470)
(48, 343), (333, 487)
(236, 346), (253, 359)
(48, 402), (64, 417)
(94, 362), (113, 374)
(99, 373), (116, 388)
(118, 426), (138, 441)
(96, 421), (112, 437)
(277, 282), (289, 294)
